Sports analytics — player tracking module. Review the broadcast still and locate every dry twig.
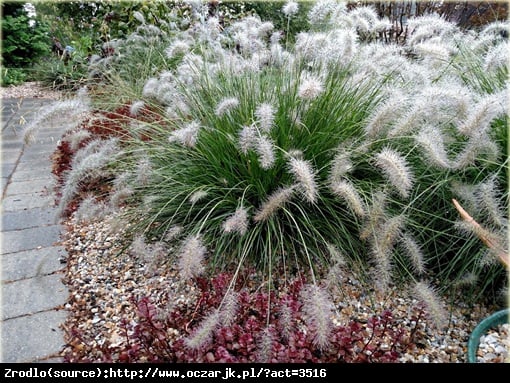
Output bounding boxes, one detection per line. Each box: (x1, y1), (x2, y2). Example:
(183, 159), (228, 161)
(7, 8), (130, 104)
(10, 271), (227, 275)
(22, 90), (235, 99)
(452, 198), (509, 268)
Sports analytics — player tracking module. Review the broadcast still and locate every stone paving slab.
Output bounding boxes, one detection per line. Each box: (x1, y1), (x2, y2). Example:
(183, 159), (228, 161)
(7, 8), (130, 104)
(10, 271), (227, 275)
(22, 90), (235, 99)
(1, 246), (66, 282)
(2, 206), (58, 231)
(30, 129), (67, 139)
(1, 192), (56, 212)
(1, 178), (8, 194)
(0, 129), (23, 139)
(1, 225), (63, 254)
(2, 162), (16, 177)
(1, 149), (21, 163)
(1, 97), (69, 363)
(5, 178), (53, 197)
(1, 309), (67, 363)
(4, 178), (54, 196)
(21, 147), (60, 161)
(10, 169), (54, 182)
(1, 141), (24, 151)
(15, 159), (54, 172)
(1, 273), (68, 320)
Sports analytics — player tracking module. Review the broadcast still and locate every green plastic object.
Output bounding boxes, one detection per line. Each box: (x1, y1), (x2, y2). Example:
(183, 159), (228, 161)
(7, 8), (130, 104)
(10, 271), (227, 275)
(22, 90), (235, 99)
(467, 308), (509, 363)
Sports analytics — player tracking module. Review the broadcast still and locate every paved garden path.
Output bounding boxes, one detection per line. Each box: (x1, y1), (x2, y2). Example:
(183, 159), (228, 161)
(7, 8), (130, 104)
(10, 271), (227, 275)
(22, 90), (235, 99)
(1, 97), (69, 363)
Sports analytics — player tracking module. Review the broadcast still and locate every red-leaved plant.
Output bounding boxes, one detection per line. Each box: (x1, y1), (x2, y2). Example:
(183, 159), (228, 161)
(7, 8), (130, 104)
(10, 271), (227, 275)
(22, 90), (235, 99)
(51, 102), (166, 216)
(106, 273), (424, 363)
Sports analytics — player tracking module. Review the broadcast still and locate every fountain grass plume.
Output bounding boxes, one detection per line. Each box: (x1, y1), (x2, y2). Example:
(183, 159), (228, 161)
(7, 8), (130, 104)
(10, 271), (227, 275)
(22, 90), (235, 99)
(23, 96), (90, 145)
(287, 156), (318, 204)
(177, 234), (207, 280)
(329, 179), (366, 218)
(399, 233), (426, 276)
(375, 148), (414, 199)
(184, 310), (220, 350)
(413, 281), (448, 330)
(254, 186), (295, 223)
(57, 138), (119, 217)
(222, 206), (249, 236)
(300, 284), (334, 351)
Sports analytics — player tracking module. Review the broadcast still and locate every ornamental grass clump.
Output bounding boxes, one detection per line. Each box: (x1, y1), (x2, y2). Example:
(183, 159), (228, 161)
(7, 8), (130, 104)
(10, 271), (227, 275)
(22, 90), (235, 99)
(96, 2), (508, 300)
(123, 47), (384, 282)
(59, 2), (508, 359)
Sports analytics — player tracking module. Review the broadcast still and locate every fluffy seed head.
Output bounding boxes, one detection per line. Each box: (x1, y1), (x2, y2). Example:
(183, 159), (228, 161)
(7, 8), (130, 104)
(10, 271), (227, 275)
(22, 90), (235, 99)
(298, 74), (324, 100)
(475, 176), (507, 229)
(255, 102), (276, 133)
(288, 157), (318, 203)
(399, 234), (426, 275)
(484, 41), (509, 72)
(415, 126), (451, 169)
(329, 149), (354, 184)
(308, 0), (345, 25)
(364, 92), (407, 138)
(254, 186), (295, 222)
(110, 186), (134, 209)
(130, 100), (145, 116)
(457, 94), (506, 138)
(129, 234), (149, 260)
(330, 179), (366, 217)
(136, 155), (152, 186)
(177, 234), (206, 280)
(257, 327), (274, 363)
(413, 281), (448, 330)
(451, 136), (499, 170)
(238, 125), (257, 154)
(165, 40), (191, 59)
(57, 138), (119, 217)
(164, 225), (183, 242)
(222, 206), (249, 235)
(375, 148), (414, 199)
(326, 242), (347, 266)
(219, 291), (239, 326)
(66, 129), (92, 152)
(189, 190), (208, 204)
(282, 1), (299, 17)
(215, 97), (240, 117)
(300, 284), (334, 350)
(378, 214), (405, 253)
(414, 41), (450, 62)
(255, 135), (276, 170)
(74, 195), (109, 223)
(359, 190), (388, 241)
(278, 298), (294, 341)
(369, 231), (395, 292)
(168, 120), (200, 148)
(133, 11), (145, 24)
(454, 272), (478, 288)
(23, 97), (90, 145)
(184, 310), (220, 350)
(142, 78), (159, 98)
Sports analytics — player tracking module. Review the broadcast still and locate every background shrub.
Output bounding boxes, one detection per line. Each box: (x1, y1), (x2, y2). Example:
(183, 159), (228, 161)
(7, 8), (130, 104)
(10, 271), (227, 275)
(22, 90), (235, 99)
(1, 2), (50, 85)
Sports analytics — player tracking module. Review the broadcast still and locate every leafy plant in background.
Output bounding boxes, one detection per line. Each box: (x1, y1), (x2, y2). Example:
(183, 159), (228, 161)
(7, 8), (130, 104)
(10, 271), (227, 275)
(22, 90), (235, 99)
(1, 2), (50, 86)
(237, 1), (313, 44)
(30, 1), (186, 92)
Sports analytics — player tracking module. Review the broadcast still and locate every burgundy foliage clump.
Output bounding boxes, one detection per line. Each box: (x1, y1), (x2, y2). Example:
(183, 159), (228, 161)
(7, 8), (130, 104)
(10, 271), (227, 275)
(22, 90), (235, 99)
(51, 102), (166, 216)
(109, 272), (420, 363)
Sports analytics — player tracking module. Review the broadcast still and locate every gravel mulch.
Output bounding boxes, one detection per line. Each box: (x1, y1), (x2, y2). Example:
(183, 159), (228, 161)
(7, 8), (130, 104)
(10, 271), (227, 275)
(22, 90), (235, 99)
(0, 81), (64, 100)
(58, 211), (508, 363)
